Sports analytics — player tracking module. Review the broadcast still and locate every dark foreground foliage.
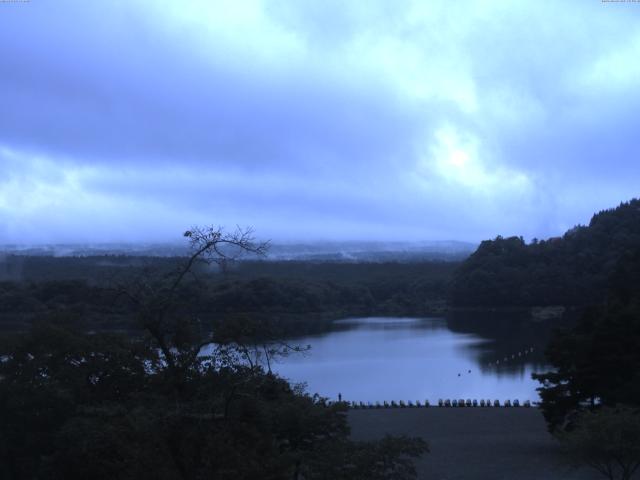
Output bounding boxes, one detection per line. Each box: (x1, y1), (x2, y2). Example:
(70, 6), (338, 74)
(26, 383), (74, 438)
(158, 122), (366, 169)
(557, 406), (640, 480)
(0, 226), (428, 479)
(0, 259), (455, 335)
(533, 248), (640, 431)
(0, 323), (427, 480)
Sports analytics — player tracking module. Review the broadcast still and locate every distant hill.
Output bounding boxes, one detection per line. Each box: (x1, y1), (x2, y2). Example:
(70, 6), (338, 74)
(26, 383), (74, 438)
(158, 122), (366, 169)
(0, 240), (476, 263)
(264, 241), (476, 262)
(450, 198), (640, 307)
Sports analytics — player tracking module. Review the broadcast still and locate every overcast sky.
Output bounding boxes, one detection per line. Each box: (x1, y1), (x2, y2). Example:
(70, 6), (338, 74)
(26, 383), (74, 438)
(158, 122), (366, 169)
(1, 0), (639, 244)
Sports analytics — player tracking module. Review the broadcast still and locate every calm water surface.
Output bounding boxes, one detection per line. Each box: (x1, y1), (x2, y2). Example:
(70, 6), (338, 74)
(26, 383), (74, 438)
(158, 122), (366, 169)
(273, 317), (551, 403)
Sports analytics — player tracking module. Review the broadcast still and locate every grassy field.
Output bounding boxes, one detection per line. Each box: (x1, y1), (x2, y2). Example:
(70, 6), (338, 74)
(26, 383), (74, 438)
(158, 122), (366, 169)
(349, 408), (600, 480)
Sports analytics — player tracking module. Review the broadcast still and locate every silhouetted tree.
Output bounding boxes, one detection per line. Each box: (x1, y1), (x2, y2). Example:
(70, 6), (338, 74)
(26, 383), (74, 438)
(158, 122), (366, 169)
(534, 250), (640, 431)
(558, 406), (640, 480)
(0, 226), (428, 479)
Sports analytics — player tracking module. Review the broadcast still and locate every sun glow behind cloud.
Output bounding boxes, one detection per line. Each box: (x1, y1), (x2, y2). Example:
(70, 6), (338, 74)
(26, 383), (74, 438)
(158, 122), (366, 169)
(0, 0), (639, 243)
(425, 126), (531, 194)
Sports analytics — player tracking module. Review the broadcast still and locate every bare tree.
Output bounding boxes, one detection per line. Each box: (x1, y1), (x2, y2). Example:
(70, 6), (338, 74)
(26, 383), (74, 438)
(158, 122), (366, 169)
(115, 225), (269, 373)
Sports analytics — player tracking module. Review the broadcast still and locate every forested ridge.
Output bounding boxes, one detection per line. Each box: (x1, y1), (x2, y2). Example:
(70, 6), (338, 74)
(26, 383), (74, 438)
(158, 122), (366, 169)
(444, 199), (640, 476)
(3, 198), (639, 330)
(0, 258), (455, 336)
(533, 245), (640, 428)
(1, 201), (640, 478)
(450, 198), (640, 307)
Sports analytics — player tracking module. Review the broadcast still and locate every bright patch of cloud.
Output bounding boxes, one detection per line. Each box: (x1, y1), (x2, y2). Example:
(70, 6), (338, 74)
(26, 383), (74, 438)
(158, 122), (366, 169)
(1, 0), (639, 243)
(579, 31), (640, 95)
(0, 148), (194, 243)
(414, 125), (531, 195)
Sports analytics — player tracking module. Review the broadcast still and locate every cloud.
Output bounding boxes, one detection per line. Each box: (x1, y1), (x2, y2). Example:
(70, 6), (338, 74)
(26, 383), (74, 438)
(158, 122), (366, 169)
(0, 0), (639, 244)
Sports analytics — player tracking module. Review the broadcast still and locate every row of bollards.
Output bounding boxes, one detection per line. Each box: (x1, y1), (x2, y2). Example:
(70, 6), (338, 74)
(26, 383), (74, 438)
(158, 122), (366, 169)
(439, 398), (531, 408)
(342, 399), (532, 409)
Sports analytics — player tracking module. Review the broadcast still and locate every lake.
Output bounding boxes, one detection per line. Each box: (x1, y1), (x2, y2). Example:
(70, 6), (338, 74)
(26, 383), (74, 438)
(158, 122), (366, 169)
(272, 316), (554, 404)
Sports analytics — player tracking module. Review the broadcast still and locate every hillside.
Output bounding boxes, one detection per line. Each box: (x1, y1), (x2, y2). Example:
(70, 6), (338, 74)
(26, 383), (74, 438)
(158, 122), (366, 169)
(450, 199), (640, 307)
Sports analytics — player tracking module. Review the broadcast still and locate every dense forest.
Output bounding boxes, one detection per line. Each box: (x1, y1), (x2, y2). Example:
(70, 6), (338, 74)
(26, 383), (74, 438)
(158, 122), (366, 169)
(533, 245), (640, 429)
(0, 257), (455, 336)
(445, 199), (640, 476)
(0, 227), (429, 479)
(1, 200), (640, 478)
(450, 199), (640, 308)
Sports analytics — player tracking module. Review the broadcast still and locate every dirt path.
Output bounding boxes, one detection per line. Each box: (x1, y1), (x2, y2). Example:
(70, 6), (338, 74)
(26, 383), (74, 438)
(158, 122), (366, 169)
(349, 408), (601, 480)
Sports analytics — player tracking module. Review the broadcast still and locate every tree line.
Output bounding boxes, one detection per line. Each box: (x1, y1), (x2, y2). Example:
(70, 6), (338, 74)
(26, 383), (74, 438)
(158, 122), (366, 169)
(450, 199), (640, 307)
(0, 226), (428, 479)
(0, 257), (455, 336)
(450, 199), (640, 479)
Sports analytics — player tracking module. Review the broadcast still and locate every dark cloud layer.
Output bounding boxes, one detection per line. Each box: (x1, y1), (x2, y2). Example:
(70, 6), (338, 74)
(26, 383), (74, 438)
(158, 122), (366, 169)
(1, 1), (639, 244)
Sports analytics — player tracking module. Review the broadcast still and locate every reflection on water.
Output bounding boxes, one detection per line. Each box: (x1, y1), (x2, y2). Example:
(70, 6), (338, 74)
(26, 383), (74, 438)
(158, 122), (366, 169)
(273, 315), (559, 403)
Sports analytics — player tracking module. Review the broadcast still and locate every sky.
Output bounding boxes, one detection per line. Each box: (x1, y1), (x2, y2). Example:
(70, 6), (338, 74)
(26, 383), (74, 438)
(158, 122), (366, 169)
(1, 0), (639, 244)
